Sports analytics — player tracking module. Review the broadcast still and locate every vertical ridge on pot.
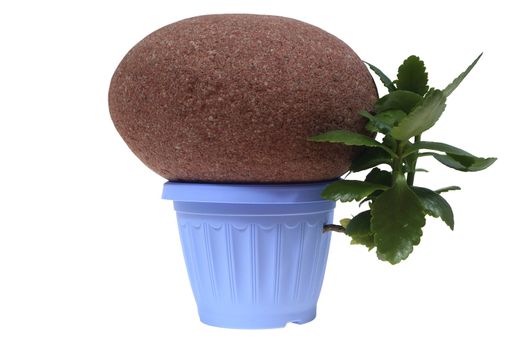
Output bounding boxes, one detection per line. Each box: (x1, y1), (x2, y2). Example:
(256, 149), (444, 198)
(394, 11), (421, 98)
(314, 225), (331, 301)
(203, 224), (217, 298)
(185, 223), (201, 300)
(308, 224), (322, 300)
(293, 228), (306, 302)
(250, 224), (257, 305)
(224, 225), (237, 304)
(273, 225), (282, 304)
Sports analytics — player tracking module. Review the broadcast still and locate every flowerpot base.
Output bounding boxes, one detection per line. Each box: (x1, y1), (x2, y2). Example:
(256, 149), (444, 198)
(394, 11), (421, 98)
(198, 307), (316, 329)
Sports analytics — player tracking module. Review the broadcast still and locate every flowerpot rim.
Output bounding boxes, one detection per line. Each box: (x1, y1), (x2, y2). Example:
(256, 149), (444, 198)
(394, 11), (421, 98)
(162, 180), (337, 204)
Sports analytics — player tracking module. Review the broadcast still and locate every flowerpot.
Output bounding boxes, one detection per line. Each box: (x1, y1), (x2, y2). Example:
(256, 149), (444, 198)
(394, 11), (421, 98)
(162, 181), (335, 329)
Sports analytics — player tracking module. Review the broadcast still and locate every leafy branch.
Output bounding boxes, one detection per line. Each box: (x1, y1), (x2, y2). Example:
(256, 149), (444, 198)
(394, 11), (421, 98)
(309, 54), (496, 264)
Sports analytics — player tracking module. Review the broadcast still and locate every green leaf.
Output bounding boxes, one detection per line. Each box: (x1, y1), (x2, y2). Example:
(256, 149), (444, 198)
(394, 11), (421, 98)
(435, 186), (461, 194)
(321, 180), (389, 202)
(350, 235), (375, 249)
(308, 130), (396, 157)
(358, 111), (375, 120)
(359, 197), (373, 207)
(346, 210), (375, 249)
(450, 154), (475, 167)
(360, 168), (392, 205)
(404, 141), (478, 157)
(361, 110), (407, 134)
(375, 90), (423, 114)
(370, 177), (426, 264)
(432, 153), (497, 172)
(403, 141), (497, 171)
(364, 61), (396, 92)
(395, 55), (429, 96)
(350, 148), (393, 172)
(359, 111), (382, 133)
(382, 135), (397, 149)
(346, 211), (372, 236)
(376, 110), (408, 126)
(340, 218), (351, 229)
(365, 168), (392, 187)
(443, 53), (482, 98)
(412, 187), (454, 230)
(403, 162), (429, 173)
(360, 111), (386, 133)
(390, 89), (447, 141)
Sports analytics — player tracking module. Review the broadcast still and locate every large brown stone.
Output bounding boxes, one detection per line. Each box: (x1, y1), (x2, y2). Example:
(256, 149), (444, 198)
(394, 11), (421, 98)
(109, 14), (377, 182)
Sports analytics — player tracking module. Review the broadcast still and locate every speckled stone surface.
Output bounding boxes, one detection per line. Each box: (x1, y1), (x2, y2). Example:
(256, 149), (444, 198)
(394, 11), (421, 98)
(109, 14), (377, 182)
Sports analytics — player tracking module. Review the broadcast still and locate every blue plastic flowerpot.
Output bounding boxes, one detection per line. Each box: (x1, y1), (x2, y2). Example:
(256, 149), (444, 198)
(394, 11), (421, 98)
(162, 181), (335, 329)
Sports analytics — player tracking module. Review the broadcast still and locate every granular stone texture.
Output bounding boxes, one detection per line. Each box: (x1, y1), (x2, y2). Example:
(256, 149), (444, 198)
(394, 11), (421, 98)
(109, 14), (377, 182)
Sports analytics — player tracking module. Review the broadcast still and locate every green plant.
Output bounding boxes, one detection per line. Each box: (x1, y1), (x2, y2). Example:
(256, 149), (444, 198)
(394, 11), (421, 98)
(309, 54), (496, 264)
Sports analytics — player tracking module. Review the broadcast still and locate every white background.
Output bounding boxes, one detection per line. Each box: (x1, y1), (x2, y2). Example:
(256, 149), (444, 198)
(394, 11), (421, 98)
(1, 0), (521, 349)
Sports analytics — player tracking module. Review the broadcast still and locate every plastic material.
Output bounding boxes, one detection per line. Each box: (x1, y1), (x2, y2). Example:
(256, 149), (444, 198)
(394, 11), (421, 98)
(163, 181), (335, 329)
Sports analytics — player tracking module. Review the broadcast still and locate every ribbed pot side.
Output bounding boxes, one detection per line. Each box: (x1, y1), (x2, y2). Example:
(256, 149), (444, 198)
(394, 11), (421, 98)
(163, 182), (335, 329)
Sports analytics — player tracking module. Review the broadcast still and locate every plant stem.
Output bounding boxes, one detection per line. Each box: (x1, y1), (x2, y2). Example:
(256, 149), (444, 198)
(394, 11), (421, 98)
(392, 141), (405, 185)
(407, 134), (421, 186)
(323, 224), (346, 233)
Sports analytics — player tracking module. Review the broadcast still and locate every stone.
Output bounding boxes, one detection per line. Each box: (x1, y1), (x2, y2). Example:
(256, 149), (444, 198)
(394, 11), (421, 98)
(109, 14), (377, 182)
